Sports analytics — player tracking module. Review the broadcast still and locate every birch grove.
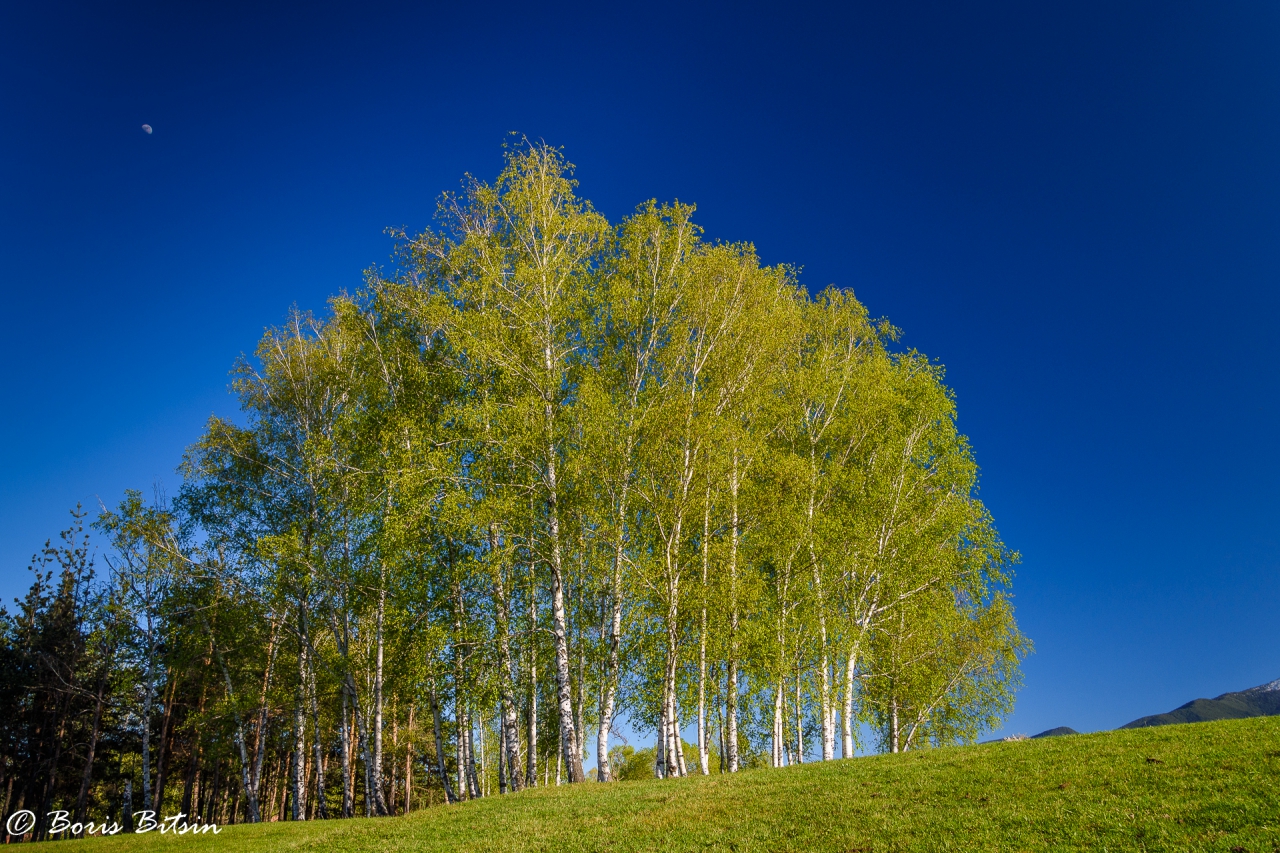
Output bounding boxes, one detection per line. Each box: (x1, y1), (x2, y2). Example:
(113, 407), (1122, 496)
(0, 141), (1027, 837)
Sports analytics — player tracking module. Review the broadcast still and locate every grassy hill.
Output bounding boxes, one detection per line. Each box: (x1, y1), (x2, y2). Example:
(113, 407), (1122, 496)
(27, 716), (1280, 853)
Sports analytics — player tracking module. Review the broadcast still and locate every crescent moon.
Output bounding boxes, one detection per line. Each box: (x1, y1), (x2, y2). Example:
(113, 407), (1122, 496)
(141, 124), (153, 134)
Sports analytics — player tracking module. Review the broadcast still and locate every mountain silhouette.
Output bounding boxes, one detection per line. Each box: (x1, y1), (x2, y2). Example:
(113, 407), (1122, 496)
(1031, 726), (1079, 738)
(1120, 678), (1280, 729)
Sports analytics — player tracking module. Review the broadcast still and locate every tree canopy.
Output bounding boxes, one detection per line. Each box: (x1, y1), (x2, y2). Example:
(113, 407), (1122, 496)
(0, 140), (1027, 838)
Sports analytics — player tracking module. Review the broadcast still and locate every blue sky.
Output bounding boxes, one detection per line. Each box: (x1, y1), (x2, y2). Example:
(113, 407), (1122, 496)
(2, 0), (1278, 743)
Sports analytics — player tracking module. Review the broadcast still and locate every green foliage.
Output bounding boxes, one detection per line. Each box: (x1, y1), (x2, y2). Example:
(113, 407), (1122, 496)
(605, 745), (650, 782)
(607, 739), (713, 781)
(2, 139), (1030, 834)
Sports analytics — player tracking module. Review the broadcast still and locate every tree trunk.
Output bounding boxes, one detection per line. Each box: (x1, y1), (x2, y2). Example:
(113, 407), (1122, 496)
(140, 621), (158, 811)
(476, 710), (486, 797)
(795, 671), (805, 764)
(660, 481), (685, 782)
(842, 650), (857, 759)
(180, 646), (213, 819)
(658, 408), (697, 782)
(74, 656), (112, 827)
(572, 601), (586, 778)
(450, 554), (476, 801)
(307, 637), (327, 819)
(655, 703), (666, 779)
(428, 683), (456, 803)
(807, 450), (835, 762)
(697, 486), (711, 775)
(251, 619), (280, 820)
(726, 449), (741, 773)
(456, 705), (472, 799)
(273, 751), (287, 819)
(718, 687), (727, 773)
(292, 611), (308, 822)
(772, 680), (784, 767)
(348, 703), (358, 814)
(526, 559), (538, 787)
(151, 673), (177, 813)
(181, 739), (201, 817)
(498, 709), (508, 793)
(340, 689), (353, 817)
(663, 602), (682, 778)
(545, 444), (584, 783)
(341, 668), (374, 815)
(361, 690), (373, 814)
(389, 712), (399, 814)
(817, 659), (833, 759)
(596, 439), (632, 782)
(490, 527), (525, 791)
(673, 687), (688, 776)
(726, 658), (739, 772)
(890, 695), (900, 754)
(404, 704), (414, 812)
(208, 622), (258, 823)
(371, 568), (388, 815)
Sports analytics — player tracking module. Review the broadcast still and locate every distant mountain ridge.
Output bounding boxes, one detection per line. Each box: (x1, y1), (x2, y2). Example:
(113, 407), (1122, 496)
(1031, 726), (1079, 738)
(1120, 678), (1280, 729)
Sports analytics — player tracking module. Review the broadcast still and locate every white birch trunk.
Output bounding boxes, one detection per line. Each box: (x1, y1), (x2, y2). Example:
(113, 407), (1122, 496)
(404, 705), (413, 812)
(795, 672), (805, 764)
(597, 436), (633, 782)
(726, 451), (741, 773)
(673, 700), (688, 777)
(663, 586), (683, 778)
(772, 681), (784, 767)
(498, 710), (507, 793)
(890, 696), (900, 754)
(456, 703), (467, 800)
(372, 572), (387, 814)
(726, 658), (739, 772)
(343, 668), (376, 814)
(842, 651), (856, 759)
(655, 704), (666, 778)
(490, 527), (525, 791)
(545, 391), (584, 783)
(476, 706), (483, 794)
(306, 643), (327, 818)
(428, 683), (456, 803)
(697, 486), (710, 775)
(573, 595), (586, 775)
(526, 561), (538, 787)
(340, 690), (353, 816)
(811, 550), (833, 761)
(293, 618), (308, 821)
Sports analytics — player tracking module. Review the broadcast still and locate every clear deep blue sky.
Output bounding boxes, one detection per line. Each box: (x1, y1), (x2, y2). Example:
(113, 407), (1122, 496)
(2, 1), (1278, 741)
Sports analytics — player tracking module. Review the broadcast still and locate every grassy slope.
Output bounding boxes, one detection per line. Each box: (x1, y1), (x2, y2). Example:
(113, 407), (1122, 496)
(35, 716), (1280, 853)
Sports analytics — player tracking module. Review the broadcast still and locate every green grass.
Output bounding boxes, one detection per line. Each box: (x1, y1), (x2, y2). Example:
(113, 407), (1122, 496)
(32, 716), (1280, 852)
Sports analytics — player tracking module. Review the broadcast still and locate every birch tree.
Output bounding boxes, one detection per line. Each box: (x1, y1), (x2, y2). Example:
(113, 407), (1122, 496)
(404, 142), (608, 783)
(1, 140), (1030, 821)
